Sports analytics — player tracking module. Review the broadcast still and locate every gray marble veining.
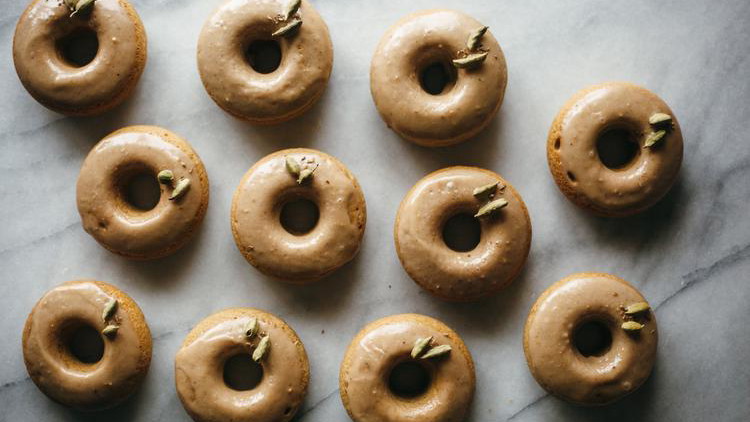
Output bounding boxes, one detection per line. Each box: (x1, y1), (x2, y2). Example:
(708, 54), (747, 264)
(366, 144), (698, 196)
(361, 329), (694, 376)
(1, 0), (749, 421)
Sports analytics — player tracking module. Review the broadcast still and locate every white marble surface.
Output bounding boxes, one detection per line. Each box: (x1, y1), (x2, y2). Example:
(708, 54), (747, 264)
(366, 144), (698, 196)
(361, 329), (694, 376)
(2, 0), (750, 420)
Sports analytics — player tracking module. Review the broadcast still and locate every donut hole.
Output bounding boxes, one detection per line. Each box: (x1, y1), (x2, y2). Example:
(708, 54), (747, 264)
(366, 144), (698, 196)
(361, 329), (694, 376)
(223, 354), (264, 391)
(388, 360), (432, 399)
(115, 166), (161, 212)
(280, 197), (320, 235)
(245, 40), (282, 74)
(596, 127), (640, 170)
(442, 212), (481, 252)
(419, 61), (456, 95)
(56, 27), (99, 67)
(60, 322), (105, 364)
(573, 319), (613, 357)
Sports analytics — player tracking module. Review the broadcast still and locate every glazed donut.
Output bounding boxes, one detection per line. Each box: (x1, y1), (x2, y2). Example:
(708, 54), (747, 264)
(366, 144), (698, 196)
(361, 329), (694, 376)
(197, 0), (333, 124)
(231, 148), (366, 282)
(13, 0), (147, 116)
(22, 280), (152, 410)
(339, 314), (475, 422)
(547, 82), (684, 216)
(76, 125), (209, 260)
(394, 166), (531, 301)
(370, 9), (507, 146)
(523, 273), (658, 405)
(175, 308), (309, 422)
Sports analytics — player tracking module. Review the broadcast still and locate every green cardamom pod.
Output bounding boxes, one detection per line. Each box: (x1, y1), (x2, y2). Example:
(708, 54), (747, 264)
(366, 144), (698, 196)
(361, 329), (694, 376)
(410, 336), (433, 359)
(420, 344), (452, 359)
(157, 170), (174, 185)
(473, 182), (499, 198)
(283, 0), (301, 21)
(169, 178), (190, 200)
(452, 52), (488, 69)
(285, 156), (301, 177)
(273, 18), (302, 38)
(102, 324), (119, 338)
(467, 26), (488, 51)
(71, 0), (96, 17)
(101, 298), (118, 322)
(252, 335), (270, 362)
(296, 163), (318, 184)
(644, 130), (666, 148)
(474, 198), (508, 218)
(624, 302), (650, 315)
(621, 321), (644, 331)
(245, 317), (258, 338)
(648, 113), (672, 126)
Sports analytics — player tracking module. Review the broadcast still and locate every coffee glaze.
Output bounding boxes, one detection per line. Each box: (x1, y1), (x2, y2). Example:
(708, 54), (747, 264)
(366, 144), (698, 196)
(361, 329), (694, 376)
(76, 126), (209, 260)
(524, 273), (658, 405)
(231, 148), (366, 283)
(197, 0), (333, 124)
(370, 9), (507, 146)
(22, 280), (152, 411)
(395, 167), (531, 301)
(175, 308), (309, 422)
(13, 0), (146, 115)
(547, 82), (683, 216)
(339, 314), (475, 422)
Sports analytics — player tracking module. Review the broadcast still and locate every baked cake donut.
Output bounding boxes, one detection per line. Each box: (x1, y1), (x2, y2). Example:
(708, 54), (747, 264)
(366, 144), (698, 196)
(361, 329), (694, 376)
(175, 308), (309, 422)
(339, 314), (475, 422)
(394, 166), (531, 301)
(13, 0), (147, 116)
(22, 280), (152, 410)
(76, 125), (209, 260)
(524, 273), (658, 405)
(370, 9), (507, 146)
(197, 0), (333, 124)
(231, 148), (366, 283)
(547, 82), (683, 216)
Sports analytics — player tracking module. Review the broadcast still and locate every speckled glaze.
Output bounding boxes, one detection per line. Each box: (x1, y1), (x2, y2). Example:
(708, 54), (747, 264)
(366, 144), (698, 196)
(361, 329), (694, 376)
(547, 82), (684, 216)
(13, 0), (147, 115)
(394, 167), (531, 301)
(22, 280), (152, 411)
(197, 0), (333, 124)
(370, 9), (507, 146)
(339, 314), (475, 422)
(175, 308), (309, 422)
(523, 273), (658, 405)
(231, 148), (366, 283)
(76, 126), (209, 260)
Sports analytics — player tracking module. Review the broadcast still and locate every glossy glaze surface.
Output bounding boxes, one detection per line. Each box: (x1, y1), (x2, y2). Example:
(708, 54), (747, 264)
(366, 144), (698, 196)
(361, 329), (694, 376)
(13, 0), (146, 115)
(370, 9), (507, 146)
(524, 273), (658, 405)
(395, 166), (531, 301)
(197, 0), (333, 124)
(231, 148), (366, 282)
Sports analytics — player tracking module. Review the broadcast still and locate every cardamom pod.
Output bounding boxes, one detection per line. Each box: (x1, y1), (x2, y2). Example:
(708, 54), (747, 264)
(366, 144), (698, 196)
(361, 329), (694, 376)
(648, 113), (672, 126)
(102, 298), (118, 322)
(71, 0), (96, 17)
(624, 302), (650, 315)
(410, 336), (433, 359)
(473, 182), (499, 198)
(467, 26), (488, 51)
(273, 18), (302, 38)
(644, 130), (666, 148)
(474, 198), (508, 218)
(285, 156), (301, 177)
(283, 0), (301, 21)
(157, 170), (174, 185)
(245, 317), (258, 338)
(169, 178), (190, 200)
(252, 335), (270, 362)
(420, 344), (452, 359)
(452, 52), (488, 69)
(296, 163), (318, 184)
(621, 321), (644, 331)
(102, 324), (119, 337)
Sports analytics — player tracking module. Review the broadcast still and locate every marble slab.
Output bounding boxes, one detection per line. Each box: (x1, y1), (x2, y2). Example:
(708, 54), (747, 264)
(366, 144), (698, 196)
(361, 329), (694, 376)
(1, 0), (749, 420)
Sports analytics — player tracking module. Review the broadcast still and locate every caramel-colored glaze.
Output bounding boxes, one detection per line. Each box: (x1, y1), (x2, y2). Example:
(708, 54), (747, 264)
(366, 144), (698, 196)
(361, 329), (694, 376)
(394, 167), (531, 301)
(76, 126), (209, 260)
(197, 0), (333, 124)
(175, 308), (309, 422)
(22, 280), (152, 411)
(13, 0), (147, 116)
(339, 314), (475, 422)
(231, 148), (366, 283)
(547, 82), (684, 216)
(523, 273), (658, 405)
(370, 9), (507, 146)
